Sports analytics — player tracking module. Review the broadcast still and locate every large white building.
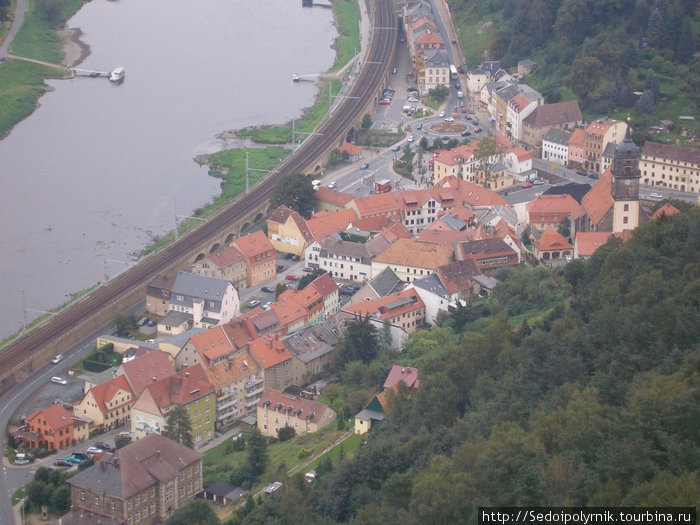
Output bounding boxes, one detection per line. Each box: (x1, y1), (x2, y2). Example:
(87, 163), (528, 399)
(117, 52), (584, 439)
(641, 142), (700, 194)
(542, 129), (573, 167)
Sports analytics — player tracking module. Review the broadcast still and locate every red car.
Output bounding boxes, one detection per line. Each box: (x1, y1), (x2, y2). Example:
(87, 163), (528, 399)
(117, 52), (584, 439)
(286, 274), (299, 281)
(378, 99), (391, 105)
(460, 107), (467, 113)
(522, 182), (533, 189)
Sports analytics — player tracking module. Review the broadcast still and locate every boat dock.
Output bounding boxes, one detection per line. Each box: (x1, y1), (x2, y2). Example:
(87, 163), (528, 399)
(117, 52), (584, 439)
(71, 68), (110, 78)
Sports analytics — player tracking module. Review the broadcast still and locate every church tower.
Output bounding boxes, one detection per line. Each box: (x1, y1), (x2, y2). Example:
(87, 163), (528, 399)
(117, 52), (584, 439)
(611, 119), (641, 232)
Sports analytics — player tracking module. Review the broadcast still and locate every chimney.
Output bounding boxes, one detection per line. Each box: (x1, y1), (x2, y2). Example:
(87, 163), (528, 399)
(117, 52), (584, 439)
(185, 372), (190, 377)
(156, 450), (160, 458)
(152, 376), (157, 382)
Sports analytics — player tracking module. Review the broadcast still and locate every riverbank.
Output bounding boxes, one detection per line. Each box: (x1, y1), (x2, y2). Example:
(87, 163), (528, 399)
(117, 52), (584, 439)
(57, 27), (90, 67)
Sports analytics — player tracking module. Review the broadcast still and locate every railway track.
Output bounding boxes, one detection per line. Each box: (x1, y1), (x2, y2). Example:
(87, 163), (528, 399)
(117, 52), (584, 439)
(0, 0), (396, 393)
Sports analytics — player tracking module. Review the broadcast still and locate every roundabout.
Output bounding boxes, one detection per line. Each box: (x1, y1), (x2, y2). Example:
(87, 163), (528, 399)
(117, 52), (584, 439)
(426, 121), (467, 135)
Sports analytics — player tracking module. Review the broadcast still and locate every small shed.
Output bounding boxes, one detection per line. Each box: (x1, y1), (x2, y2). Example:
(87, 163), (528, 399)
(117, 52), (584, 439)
(203, 481), (245, 506)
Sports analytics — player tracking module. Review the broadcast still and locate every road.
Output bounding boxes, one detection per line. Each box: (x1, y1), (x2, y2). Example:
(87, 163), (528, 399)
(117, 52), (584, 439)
(0, 0), (28, 61)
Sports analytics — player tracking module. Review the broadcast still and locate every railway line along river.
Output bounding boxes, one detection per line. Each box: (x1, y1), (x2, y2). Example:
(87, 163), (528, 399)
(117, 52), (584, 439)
(0, 0), (337, 339)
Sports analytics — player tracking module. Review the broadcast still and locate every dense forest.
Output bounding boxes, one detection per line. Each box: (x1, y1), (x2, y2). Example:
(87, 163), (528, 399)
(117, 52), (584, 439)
(448, 0), (698, 142)
(226, 206), (699, 524)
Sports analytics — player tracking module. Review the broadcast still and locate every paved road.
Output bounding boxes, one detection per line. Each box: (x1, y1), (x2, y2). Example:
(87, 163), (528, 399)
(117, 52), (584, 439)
(0, 0), (28, 60)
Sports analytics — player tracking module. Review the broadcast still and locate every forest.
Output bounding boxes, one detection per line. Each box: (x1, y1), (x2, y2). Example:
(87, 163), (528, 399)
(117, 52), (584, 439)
(447, 0), (698, 143)
(225, 206), (699, 524)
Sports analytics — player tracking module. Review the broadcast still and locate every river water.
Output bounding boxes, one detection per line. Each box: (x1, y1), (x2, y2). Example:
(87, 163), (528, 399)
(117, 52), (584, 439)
(0, 0), (337, 339)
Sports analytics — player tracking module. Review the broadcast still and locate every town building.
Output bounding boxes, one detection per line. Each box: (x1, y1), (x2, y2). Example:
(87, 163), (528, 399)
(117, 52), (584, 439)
(342, 287), (426, 338)
(257, 389), (336, 438)
(169, 271), (240, 329)
(641, 142), (700, 194)
(532, 225), (573, 263)
(267, 205), (313, 257)
(521, 100), (582, 153)
(313, 232), (390, 282)
(72, 375), (134, 433)
(232, 231), (277, 287)
(583, 118), (627, 174)
(371, 239), (453, 283)
(526, 193), (580, 234)
(542, 129), (572, 167)
(64, 434), (202, 525)
(145, 274), (177, 318)
(189, 245), (247, 291)
(22, 404), (76, 451)
(456, 239), (519, 275)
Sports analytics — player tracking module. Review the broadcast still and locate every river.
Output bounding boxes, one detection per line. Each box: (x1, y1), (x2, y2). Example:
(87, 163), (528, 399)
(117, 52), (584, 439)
(0, 0), (337, 339)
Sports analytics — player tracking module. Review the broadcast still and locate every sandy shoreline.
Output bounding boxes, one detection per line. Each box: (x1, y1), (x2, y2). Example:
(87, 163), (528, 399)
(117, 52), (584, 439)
(57, 27), (90, 67)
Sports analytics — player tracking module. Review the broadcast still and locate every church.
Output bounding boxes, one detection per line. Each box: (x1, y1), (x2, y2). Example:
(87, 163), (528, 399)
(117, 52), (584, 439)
(575, 124), (649, 235)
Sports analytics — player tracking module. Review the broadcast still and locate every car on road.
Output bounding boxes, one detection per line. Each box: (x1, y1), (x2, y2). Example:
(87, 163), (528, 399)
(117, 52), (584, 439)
(391, 144), (401, 152)
(54, 459), (73, 467)
(649, 192), (664, 200)
(86, 446), (102, 455)
(261, 286), (275, 293)
(576, 169), (587, 176)
(459, 101), (465, 107)
(51, 354), (64, 364)
(64, 456), (81, 464)
(302, 267), (315, 273)
(522, 182), (533, 189)
(392, 67), (397, 74)
(51, 376), (67, 385)
(408, 97), (420, 103)
(360, 162), (369, 170)
(461, 130), (471, 137)
(532, 179), (545, 185)
(378, 99), (391, 105)
(72, 452), (90, 461)
(461, 107), (467, 113)
(276, 264), (286, 272)
(474, 127), (482, 133)
(407, 86), (418, 92)
(441, 135), (450, 141)
(588, 172), (599, 179)
(444, 117), (454, 122)
(286, 274), (299, 281)
(328, 181), (337, 189)
(438, 111), (446, 117)
(262, 301), (273, 310)
(94, 442), (113, 452)
(416, 123), (422, 130)
(247, 300), (260, 308)
(407, 135), (414, 142)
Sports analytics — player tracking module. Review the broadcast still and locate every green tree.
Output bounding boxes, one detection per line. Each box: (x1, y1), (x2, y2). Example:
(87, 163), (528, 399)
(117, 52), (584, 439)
(418, 136), (429, 150)
(269, 173), (316, 219)
(675, 19), (695, 63)
(361, 114), (373, 129)
(297, 269), (325, 290)
(111, 312), (136, 335)
(50, 485), (71, 514)
(277, 425), (296, 442)
(165, 405), (193, 448)
(557, 217), (571, 238)
(115, 433), (132, 449)
(275, 282), (287, 299)
(428, 85), (450, 102)
(568, 56), (603, 105)
(337, 315), (380, 365)
(247, 427), (268, 478)
(646, 7), (664, 48)
(474, 136), (504, 188)
(166, 499), (219, 525)
(635, 89), (654, 114)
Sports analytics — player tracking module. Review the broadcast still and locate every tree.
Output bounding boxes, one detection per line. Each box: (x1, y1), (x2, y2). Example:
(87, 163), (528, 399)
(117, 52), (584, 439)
(269, 173), (316, 219)
(675, 19), (695, 63)
(297, 269), (325, 290)
(275, 282), (287, 299)
(111, 312), (136, 335)
(557, 217), (571, 239)
(419, 136), (429, 150)
(165, 405), (193, 448)
(635, 89), (654, 114)
(50, 485), (71, 514)
(646, 7), (664, 48)
(115, 433), (132, 449)
(473, 136), (504, 188)
(166, 499), (219, 525)
(568, 56), (603, 105)
(361, 114), (373, 129)
(247, 427), (268, 478)
(277, 425), (296, 442)
(428, 85), (450, 102)
(337, 315), (380, 365)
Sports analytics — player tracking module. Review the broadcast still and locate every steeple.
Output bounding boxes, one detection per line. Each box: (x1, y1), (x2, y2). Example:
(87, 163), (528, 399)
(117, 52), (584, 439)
(611, 116), (640, 201)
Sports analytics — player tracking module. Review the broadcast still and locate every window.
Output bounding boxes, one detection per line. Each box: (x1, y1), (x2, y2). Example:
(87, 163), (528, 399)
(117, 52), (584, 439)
(111, 501), (116, 510)
(95, 496), (100, 505)
(80, 491), (85, 501)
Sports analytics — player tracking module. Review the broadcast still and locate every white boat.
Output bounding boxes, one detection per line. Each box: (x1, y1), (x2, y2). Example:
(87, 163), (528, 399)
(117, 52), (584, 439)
(109, 67), (125, 82)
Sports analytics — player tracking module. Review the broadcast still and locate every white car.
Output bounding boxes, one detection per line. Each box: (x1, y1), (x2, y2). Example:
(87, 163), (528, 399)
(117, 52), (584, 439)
(328, 181), (337, 189)
(444, 117), (454, 122)
(532, 179), (545, 185)
(248, 299), (260, 307)
(86, 446), (102, 455)
(438, 111), (446, 118)
(51, 354), (64, 364)
(649, 192), (664, 200)
(262, 301), (272, 310)
(51, 376), (67, 385)
(407, 135), (414, 142)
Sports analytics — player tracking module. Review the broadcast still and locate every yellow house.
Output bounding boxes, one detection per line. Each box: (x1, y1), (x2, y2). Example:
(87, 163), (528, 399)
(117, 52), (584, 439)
(257, 389), (336, 438)
(354, 393), (388, 435)
(130, 364), (216, 447)
(72, 375), (134, 433)
(267, 205), (313, 257)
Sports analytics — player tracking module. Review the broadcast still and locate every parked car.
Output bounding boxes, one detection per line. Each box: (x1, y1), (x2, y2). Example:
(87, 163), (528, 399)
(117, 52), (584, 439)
(276, 264), (286, 272)
(444, 117), (454, 122)
(378, 99), (391, 105)
(54, 459), (73, 467)
(461, 130), (471, 137)
(51, 354), (64, 364)
(94, 442), (113, 452)
(474, 127), (482, 133)
(247, 300), (260, 307)
(286, 274), (299, 281)
(147, 319), (157, 327)
(407, 86), (418, 92)
(328, 181), (337, 189)
(461, 107), (467, 113)
(392, 67), (397, 74)
(86, 446), (102, 455)
(588, 172), (599, 179)
(51, 377), (67, 385)
(438, 111), (446, 117)
(137, 317), (149, 326)
(72, 451), (89, 461)
(261, 286), (275, 293)
(63, 456), (80, 464)
(302, 267), (315, 273)
(532, 179), (545, 185)
(262, 301), (273, 310)
(649, 192), (664, 200)
(522, 182), (533, 189)
(360, 162), (369, 170)
(576, 168), (587, 176)
(441, 135), (450, 141)
(407, 135), (414, 142)
(391, 144), (401, 152)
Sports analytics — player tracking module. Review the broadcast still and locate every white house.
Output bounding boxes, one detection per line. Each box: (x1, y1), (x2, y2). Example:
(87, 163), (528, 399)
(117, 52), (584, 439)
(169, 271), (240, 329)
(542, 128), (572, 167)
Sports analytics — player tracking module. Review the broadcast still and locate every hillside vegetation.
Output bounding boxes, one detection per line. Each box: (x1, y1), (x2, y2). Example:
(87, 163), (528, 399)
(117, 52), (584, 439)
(450, 0), (698, 144)
(229, 207), (699, 524)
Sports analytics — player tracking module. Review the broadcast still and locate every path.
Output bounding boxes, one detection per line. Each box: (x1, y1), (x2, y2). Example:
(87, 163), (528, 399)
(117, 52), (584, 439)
(0, 0), (28, 61)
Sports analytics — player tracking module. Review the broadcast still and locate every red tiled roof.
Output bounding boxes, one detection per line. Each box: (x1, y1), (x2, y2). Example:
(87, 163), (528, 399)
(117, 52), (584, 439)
(143, 364), (213, 409)
(642, 142), (700, 165)
(569, 128), (586, 147)
(25, 404), (74, 432)
(575, 231), (613, 257)
(207, 245), (245, 268)
(310, 273), (338, 297)
(258, 388), (333, 421)
(526, 193), (580, 214)
(87, 375), (134, 415)
(120, 350), (176, 395)
(315, 187), (354, 207)
(383, 364), (420, 391)
(342, 288), (425, 322)
(351, 193), (400, 218)
(581, 168), (613, 226)
(248, 336), (292, 369)
(190, 325), (238, 363)
(534, 225), (572, 252)
(651, 203), (681, 220)
(233, 230), (274, 258)
(338, 142), (363, 156)
(436, 259), (481, 294)
(307, 208), (357, 241)
(523, 100), (581, 128)
(436, 176), (511, 207)
(373, 239), (453, 269)
(268, 206), (311, 243)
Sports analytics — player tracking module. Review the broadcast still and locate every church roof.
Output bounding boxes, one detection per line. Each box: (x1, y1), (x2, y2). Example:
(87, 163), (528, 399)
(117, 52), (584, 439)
(581, 168), (614, 226)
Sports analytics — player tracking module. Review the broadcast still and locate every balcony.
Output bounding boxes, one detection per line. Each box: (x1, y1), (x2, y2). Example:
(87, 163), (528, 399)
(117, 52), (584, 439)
(244, 378), (263, 390)
(217, 408), (239, 421)
(245, 397), (261, 409)
(245, 387), (264, 399)
(216, 389), (238, 402)
(217, 399), (238, 411)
